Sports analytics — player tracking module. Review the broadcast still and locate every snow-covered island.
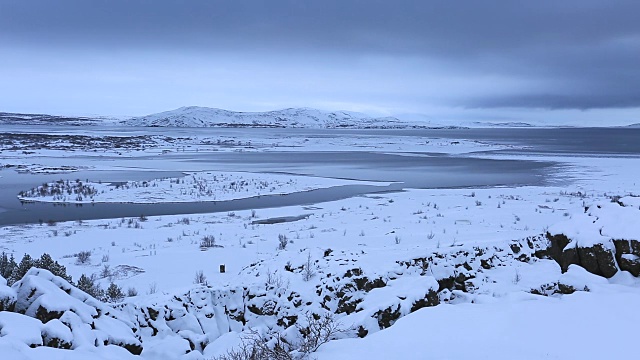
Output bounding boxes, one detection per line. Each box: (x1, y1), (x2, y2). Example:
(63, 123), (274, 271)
(17, 172), (392, 204)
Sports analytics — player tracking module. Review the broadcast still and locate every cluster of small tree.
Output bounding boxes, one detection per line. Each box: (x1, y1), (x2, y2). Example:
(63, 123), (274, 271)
(200, 235), (217, 248)
(1, 252), (127, 303)
(76, 273), (125, 303)
(1, 252), (72, 286)
(18, 179), (98, 201)
(76, 273), (104, 298)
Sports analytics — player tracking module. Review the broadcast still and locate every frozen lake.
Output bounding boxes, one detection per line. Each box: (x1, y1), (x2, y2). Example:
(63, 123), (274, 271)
(1, 127), (637, 225)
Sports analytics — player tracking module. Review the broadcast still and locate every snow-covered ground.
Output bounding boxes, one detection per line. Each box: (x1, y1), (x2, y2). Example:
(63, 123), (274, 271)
(1, 128), (639, 359)
(316, 288), (640, 360)
(0, 127), (516, 160)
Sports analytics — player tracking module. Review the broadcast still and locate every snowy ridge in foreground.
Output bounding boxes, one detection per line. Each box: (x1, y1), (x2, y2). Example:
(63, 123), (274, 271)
(122, 106), (427, 129)
(2, 195), (640, 360)
(0, 234), (555, 359)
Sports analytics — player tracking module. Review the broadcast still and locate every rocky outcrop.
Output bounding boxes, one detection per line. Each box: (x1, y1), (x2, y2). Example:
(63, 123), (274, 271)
(5, 231), (636, 358)
(545, 233), (635, 278)
(9, 268), (142, 355)
(543, 199), (640, 278)
(613, 239), (640, 276)
(577, 244), (617, 278)
(0, 275), (16, 311)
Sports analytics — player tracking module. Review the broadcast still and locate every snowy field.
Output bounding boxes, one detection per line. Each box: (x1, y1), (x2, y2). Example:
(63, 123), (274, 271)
(0, 127), (639, 359)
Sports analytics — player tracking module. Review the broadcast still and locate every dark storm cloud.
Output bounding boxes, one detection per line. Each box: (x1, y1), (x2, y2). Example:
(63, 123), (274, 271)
(1, 0), (639, 111)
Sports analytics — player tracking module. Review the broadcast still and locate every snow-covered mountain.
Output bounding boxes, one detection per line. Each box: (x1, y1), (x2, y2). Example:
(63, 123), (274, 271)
(122, 106), (424, 129)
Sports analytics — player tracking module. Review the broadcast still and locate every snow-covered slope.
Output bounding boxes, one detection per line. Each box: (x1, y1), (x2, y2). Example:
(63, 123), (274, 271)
(122, 106), (422, 129)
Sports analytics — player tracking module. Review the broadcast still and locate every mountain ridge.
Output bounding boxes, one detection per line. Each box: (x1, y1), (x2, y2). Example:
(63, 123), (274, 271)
(120, 106), (426, 129)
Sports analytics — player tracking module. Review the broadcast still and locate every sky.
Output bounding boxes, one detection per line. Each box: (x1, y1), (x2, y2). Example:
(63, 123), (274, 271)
(0, 0), (639, 125)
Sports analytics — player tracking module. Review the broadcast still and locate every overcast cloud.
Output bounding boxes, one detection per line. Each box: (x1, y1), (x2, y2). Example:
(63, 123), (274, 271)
(0, 0), (638, 124)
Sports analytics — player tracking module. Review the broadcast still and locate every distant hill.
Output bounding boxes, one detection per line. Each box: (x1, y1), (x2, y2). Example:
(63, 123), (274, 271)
(121, 106), (428, 129)
(0, 112), (111, 126)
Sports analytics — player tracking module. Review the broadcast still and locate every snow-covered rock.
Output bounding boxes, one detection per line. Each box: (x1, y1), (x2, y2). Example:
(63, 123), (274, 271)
(546, 200), (640, 278)
(10, 268), (142, 354)
(0, 311), (44, 347)
(0, 275), (16, 311)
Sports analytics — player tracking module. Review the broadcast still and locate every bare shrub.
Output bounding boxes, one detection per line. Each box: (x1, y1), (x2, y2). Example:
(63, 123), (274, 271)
(76, 250), (91, 264)
(147, 282), (158, 295)
(194, 270), (209, 286)
(213, 313), (350, 360)
(265, 269), (289, 291)
(200, 235), (216, 248)
(296, 313), (352, 354)
(302, 252), (316, 282)
(100, 264), (112, 279)
(278, 234), (288, 250)
(513, 269), (522, 284)
(214, 329), (293, 360)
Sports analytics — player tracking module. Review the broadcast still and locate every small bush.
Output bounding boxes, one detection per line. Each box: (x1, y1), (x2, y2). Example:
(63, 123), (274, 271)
(105, 283), (125, 303)
(200, 235), (216, 248)
(76, 251), (92, 265)
(302, 253), (316, 282)
(77, 274), (104, 299)
(194, 270), (209, 286)
(278, 234), (288, 250)
(100, 264), (112, 279)
(213, 312), (350, 360)
(147, 282), (158, 295)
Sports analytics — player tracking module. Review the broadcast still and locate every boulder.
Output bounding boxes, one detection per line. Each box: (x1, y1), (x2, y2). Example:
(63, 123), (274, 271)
(546, 233), (618, 278)
(613, 239), (640, 276)
(576, 244), (618, 278)
(0, 275), (16, 312)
